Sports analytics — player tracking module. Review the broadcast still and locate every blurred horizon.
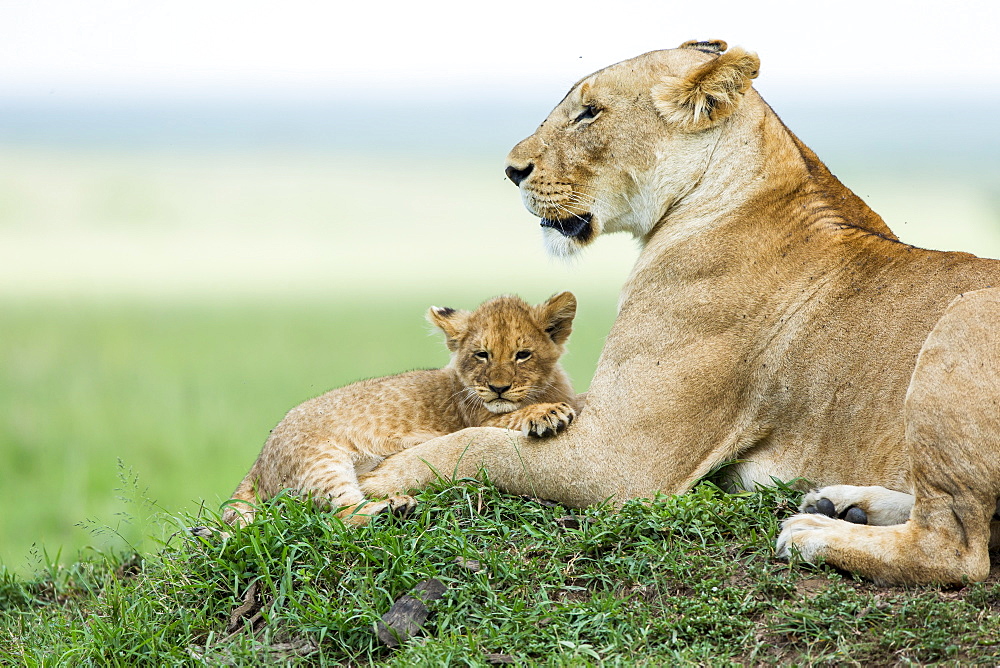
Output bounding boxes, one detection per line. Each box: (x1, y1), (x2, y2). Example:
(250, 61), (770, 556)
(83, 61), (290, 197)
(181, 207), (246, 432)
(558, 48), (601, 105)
(1, 89), (997, 301)
(4, 0), (999, 302)
(3, 85), (999, 156)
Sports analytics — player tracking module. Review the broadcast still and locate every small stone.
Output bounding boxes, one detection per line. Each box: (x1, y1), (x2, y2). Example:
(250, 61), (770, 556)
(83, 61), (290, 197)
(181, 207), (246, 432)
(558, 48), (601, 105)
(377, 579), (448, 648)
(454, 556), (483, 572)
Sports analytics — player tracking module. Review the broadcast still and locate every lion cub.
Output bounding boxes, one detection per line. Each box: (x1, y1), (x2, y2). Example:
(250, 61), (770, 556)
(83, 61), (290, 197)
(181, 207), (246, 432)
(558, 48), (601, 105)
(223, 292), (580, 527)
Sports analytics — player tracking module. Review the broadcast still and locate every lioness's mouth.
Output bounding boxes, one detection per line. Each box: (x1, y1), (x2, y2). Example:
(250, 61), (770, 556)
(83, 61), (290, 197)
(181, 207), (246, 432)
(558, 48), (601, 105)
(540, 214), (594, 242)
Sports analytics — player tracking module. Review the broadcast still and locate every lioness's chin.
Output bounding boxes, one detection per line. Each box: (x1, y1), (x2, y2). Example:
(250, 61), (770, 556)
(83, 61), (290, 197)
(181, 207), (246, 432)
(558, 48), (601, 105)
(541, 226), (593, 259)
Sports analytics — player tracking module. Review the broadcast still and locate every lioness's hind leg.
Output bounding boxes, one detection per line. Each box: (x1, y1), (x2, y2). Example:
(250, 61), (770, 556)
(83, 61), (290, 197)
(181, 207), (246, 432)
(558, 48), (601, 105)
(779, 289), (1000, 584)
(801, 485), (914, 526)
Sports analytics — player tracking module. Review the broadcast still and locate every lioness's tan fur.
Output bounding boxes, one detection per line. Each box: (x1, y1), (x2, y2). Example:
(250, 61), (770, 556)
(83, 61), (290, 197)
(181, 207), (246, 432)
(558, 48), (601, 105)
(224, 293), (579, 526)
(359, 41), (1000, 584)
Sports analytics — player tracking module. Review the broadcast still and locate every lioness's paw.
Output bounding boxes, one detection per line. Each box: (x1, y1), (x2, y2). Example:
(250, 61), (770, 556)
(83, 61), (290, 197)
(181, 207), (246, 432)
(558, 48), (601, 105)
(800, 485), (913, 526)
(512, 402), (575, 438)
(775, 513), (840, 562)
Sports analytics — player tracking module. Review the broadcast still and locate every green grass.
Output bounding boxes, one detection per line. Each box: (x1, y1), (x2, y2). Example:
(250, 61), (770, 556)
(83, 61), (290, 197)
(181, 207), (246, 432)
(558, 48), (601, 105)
(0, 293), (619, 575)
(4, 479), (1000, 665)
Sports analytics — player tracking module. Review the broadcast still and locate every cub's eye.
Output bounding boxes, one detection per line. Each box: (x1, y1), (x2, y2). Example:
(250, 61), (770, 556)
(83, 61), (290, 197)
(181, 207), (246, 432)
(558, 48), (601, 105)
(515, 351), (532, 361)
(474, 351), (490, 361)
(574, 105), (600, 123)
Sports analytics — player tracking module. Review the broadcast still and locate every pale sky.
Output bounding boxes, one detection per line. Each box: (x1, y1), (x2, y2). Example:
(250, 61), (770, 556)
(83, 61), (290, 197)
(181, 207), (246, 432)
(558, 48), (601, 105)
(3, 0), (999, 99)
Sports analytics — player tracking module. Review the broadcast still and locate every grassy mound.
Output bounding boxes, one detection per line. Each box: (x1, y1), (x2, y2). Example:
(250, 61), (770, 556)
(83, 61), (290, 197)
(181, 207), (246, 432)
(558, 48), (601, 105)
(4, 480), (1000, 665)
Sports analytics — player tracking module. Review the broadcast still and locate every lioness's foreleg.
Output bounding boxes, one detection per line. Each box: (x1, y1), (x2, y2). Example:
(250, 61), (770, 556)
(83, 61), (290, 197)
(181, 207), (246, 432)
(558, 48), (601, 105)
(358, 423), (653, 509)
(779, 289), (1000, 584)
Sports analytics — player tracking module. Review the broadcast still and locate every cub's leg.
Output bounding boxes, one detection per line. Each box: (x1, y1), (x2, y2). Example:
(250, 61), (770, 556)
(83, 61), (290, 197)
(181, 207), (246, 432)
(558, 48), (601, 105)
(298, 454), (417, 526)
(223, 439), (416, 528)
(222, 476), (262, 527)
(800, 485), (914, 526)
(778, 289), (1000, 585)
(485, 402), (576, 438)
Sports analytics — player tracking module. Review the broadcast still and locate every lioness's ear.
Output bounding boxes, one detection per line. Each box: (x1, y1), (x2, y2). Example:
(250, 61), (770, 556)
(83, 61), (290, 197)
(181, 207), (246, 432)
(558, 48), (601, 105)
(652, 46), (759, 132)
(427, 306), (469, 352)
(678, 39), (728, 54)
(535, 291), (577, 345)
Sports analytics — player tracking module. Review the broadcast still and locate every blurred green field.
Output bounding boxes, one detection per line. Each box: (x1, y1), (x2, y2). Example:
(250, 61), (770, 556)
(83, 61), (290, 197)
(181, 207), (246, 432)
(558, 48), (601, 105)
(0, 145), (641, 575)
(1, 137), (997, 575)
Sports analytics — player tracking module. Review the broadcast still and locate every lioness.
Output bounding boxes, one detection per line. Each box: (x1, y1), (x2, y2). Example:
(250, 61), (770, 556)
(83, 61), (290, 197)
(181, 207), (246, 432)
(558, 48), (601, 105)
(223, 293), (579, 526)
(359, 40), (1000, 585)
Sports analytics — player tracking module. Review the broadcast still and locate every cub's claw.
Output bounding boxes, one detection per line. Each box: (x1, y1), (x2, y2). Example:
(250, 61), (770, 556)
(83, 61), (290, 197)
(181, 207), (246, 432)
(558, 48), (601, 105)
(517, 402), (576, 438)
(341, 495), (418, 526)
(385, 494), (418, 518)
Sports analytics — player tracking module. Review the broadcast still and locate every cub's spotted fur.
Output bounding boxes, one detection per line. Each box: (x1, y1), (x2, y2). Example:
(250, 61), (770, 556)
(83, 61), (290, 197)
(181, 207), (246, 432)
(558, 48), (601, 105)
(223, 292), (580, 526)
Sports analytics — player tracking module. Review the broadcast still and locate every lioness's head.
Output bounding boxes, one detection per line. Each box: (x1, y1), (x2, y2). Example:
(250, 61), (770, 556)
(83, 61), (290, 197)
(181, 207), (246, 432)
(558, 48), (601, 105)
(428, 292), (576, 414)
(505, 40), (760, 257)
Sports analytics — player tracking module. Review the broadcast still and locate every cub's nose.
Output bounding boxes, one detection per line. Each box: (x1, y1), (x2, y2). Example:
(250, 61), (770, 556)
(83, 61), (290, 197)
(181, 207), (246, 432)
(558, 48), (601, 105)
(504, 163), (534, 186)
(488, 384), (511, 395)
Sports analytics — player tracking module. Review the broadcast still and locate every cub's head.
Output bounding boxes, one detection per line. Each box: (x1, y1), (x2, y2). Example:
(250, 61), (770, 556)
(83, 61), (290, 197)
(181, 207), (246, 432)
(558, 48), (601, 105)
(504, 39), (760, 257)
(428, 292), (576, 414)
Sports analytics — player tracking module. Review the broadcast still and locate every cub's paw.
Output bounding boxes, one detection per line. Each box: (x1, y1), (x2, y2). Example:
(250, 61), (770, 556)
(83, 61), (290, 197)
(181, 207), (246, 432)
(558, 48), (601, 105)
(221, 504), (257, 528)
(800, 485), (913, 526)
(510, 402), (575, 438)
(341, 495), (418, 526)
(384, 494), (418, 518)
(190, 525), (232, 541)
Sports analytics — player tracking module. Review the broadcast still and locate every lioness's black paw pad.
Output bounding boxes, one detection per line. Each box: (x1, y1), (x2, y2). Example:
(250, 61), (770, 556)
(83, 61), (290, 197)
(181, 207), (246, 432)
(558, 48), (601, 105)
(803, 496), (868, 525)
(843, 506), (868, 524)
(805, 497), (837, 517)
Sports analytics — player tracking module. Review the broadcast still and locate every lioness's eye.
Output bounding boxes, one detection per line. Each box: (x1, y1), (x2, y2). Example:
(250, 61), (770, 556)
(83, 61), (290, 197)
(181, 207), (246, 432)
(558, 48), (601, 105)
(515, 351), (531, 361)
(474, 351), (489, 360)
(574, 105), (600, 123)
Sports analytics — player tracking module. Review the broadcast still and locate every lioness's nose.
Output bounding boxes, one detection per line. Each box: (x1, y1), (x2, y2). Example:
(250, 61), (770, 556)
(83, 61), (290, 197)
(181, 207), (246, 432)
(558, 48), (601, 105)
(505, 163), (533, 186)
(488, 383), (511, 395)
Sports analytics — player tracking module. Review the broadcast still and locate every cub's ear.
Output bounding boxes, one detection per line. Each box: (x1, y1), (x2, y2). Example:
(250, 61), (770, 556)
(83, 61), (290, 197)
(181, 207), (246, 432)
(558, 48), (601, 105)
(427, 306), (470, 352)
(535, 291), (577, 345)
(652, 46), (759, 132)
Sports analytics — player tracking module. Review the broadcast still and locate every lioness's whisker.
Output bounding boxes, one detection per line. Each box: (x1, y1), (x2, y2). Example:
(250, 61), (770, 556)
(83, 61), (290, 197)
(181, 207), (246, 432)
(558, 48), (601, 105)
(553, 202), (592, 225)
